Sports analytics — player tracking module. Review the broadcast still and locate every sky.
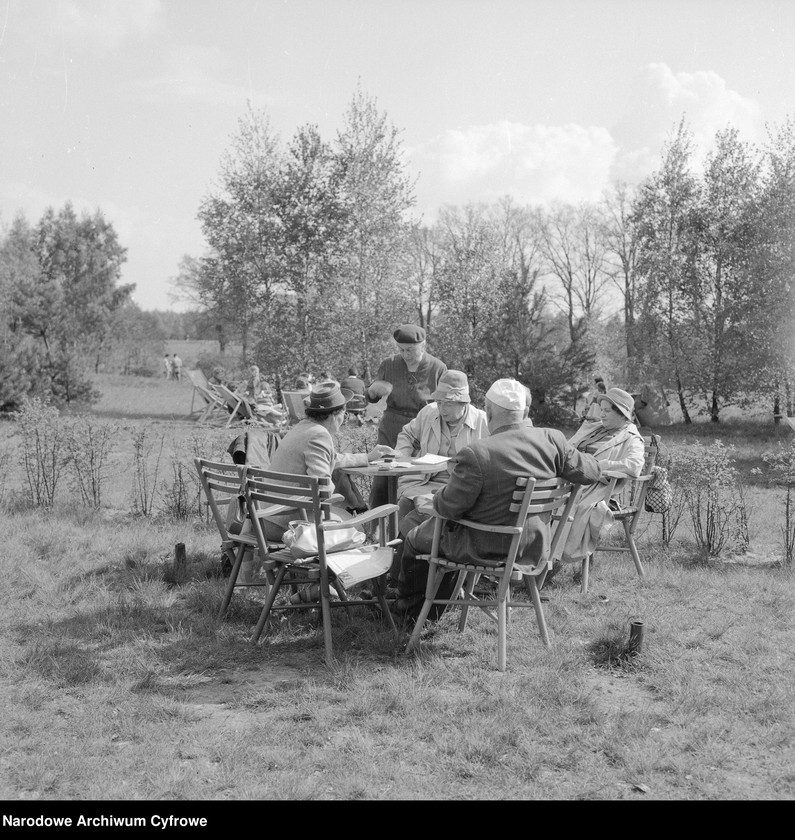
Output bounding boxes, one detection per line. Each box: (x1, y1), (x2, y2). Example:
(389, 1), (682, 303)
(1, 0), (794, 312)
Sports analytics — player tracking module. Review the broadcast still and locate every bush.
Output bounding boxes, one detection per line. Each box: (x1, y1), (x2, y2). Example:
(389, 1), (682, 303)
(761, 437), (795, 567)
(670, 441), (749, 558)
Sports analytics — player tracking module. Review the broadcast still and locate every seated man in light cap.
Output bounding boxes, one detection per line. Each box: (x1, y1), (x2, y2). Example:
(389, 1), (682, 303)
(395, 377), (604, 623)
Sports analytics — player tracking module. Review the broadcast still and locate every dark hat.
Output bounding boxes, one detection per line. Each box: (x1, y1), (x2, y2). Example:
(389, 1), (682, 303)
(393, 324), (426, 344)
(431, 370), (470, 403)
(304, 380), (354, 413)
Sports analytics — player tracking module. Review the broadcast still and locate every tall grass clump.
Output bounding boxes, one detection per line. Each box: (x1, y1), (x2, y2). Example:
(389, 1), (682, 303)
(761, 436), (795, 567)
(670, 441), (749, 558)
(13, 397), (68, 507)
(129, 423), (166, 517)
(64, 415), (121, 509)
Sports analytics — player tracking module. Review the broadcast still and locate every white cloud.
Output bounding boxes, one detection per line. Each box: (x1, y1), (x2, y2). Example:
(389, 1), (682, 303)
(410, 121), (618, 216)
(611, 62), (764, 182)
(54, 0), (162, 50)
(126, 44), (252, 109)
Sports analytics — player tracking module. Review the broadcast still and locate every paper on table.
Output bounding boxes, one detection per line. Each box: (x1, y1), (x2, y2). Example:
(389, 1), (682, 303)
(411, 453), (450, 466)
(325, 546), (393, 589)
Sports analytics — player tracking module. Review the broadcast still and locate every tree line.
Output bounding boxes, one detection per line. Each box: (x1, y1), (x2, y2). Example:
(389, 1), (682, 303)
(174, 93), (795, 423)
(2, 88), (794, 422)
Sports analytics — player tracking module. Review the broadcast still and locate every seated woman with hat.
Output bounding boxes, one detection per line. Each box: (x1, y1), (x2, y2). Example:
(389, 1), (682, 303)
(393, 369), (489, 541)
(560, 387), (645, 567)
(259, 381), (396, 540)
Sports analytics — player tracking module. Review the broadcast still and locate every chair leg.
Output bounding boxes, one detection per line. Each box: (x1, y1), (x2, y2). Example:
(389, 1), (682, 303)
(251, 565), (289, 643)
(624, 520), (646, 578)
(457, 571), (478, 631)
(405, 563), (446, 653)
(318, 571), (336, 668)
(581, 554), (590, 594)
(497, 592), (508, 671)
(373, 573), (398, 637)
(217, 543), (247, 620)
(527, 576), (551, 647)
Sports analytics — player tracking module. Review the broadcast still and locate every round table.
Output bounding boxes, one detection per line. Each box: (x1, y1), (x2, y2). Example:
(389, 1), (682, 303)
(340, 459), (448, 508)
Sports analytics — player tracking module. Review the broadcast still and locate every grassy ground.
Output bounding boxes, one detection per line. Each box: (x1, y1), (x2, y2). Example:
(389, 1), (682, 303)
(0, 375), (793, 801)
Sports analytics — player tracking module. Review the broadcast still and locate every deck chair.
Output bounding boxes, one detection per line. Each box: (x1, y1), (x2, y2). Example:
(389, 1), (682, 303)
(214, 383), (282, 429)
(405, 477), (581, 671)
(186, 370), (227, 423)
(245, 469), (400, 667)
(194, 457), (273, 619)
(281, 390), (308, 425)
(582, 434), (661, 594)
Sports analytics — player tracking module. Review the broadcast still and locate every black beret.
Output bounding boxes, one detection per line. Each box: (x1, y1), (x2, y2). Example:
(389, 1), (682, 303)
(393, 324), (426, 344)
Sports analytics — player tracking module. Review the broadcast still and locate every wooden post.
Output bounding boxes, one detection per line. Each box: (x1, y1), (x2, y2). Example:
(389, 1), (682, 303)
(628, 620), (644, 656)
(173, 543), (186, 582)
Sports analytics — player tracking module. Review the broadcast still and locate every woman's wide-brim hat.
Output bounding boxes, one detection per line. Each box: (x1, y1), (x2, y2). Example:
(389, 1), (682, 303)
(304, 380), (354, 413)
(431, 370), (470, 403)
(600, 387), (635, 421)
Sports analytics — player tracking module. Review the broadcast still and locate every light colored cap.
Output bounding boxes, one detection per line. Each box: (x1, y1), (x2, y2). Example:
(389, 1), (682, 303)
(431, 370), (470, 403)
(599, 387), (635, 421)
(485, 378), (527, 411)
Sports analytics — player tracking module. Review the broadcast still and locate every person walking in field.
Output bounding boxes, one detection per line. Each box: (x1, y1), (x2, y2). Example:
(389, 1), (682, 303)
(163, 354), (172, 379)
(171, 354), (183, 382)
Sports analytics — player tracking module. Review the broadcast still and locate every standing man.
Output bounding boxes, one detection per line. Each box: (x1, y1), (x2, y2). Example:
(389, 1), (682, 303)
(366, 324), (447, 508)
(394, 378), (605, 623)
(163, 354), (172, 380)
(171, 353), (183, 382)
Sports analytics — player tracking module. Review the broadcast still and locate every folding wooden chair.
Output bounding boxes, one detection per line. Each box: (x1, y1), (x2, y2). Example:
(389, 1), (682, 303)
(582, 434), (661, 593)
(281, 390), (308, 426)
(185, 370), (227, 423)
(405, 477), (581, 671)
(194, 457), (273, 619)
(245, 469), (400, 667)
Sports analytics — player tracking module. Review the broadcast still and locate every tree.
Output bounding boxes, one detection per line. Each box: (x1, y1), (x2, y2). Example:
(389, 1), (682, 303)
(197, 108), (285, 360)
(538, 201), (612, 343)
(633, 119), (701, 423)
(602, 182), (642, 380)
(687, 128), (761, 421)
(3, 204), (130, 406)
(333, 86), (417, 370)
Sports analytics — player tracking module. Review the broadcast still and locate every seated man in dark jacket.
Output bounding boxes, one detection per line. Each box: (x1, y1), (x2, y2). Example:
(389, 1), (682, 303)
(395, 378), (605, 622)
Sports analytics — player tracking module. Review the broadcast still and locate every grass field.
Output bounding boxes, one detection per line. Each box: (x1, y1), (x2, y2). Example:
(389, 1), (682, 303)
(0, 373), (793, 802)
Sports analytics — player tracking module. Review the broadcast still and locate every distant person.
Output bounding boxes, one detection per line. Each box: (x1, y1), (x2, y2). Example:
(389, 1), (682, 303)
(294, 373), (313, 392)
(583, 375), (607, 420)
(163, 354), (172, 380)
(340, 366), (367, 398)
(209, 366), (227, 387)
(171, 354), (183, 382)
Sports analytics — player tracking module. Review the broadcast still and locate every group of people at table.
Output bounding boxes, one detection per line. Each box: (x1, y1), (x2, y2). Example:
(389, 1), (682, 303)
(256, 323), (645, 625)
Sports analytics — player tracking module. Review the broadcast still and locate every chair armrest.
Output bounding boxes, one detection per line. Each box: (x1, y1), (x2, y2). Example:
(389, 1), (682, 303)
(454, 517), (523, 536)
(322, 504), (399, 530)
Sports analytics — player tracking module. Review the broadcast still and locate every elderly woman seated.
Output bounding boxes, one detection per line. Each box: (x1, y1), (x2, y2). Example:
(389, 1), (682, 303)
(560, 387), (645, 567)
(259, 381), (396, 540)
(393, 370), (489, 540)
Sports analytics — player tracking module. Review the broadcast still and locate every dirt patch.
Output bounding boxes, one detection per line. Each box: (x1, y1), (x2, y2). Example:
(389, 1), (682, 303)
(584, 667), (661, 715)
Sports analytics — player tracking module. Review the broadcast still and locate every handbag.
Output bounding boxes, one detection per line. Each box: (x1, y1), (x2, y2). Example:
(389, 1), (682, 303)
(225, 491), (247, 535)
(644, 466), (673, 513)
(283, 520), (366, 560)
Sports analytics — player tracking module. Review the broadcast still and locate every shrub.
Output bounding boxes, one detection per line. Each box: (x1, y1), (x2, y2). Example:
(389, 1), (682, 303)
(129, 423), (166, 516)
(761, 437), (795, 567)
(64, 415), (121, 509)
(672, 441), (749, 558)
(13, 397), (69, 507)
